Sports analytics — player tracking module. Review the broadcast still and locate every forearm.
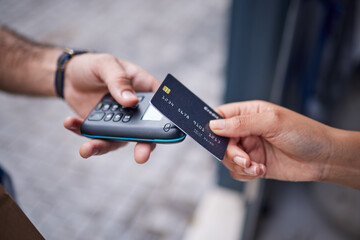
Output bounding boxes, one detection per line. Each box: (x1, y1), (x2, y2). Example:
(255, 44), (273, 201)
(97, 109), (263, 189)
(0, 26), (62, 96)
(323, 128), (360, 189)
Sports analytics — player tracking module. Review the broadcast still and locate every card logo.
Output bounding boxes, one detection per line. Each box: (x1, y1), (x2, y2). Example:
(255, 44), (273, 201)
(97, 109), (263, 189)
(204, 106), (219, 119)
(162, 86), (171, 94)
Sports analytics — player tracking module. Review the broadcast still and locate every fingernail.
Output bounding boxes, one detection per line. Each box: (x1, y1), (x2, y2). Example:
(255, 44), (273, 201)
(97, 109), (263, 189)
(244, 166), (257, 175)
(210, 119), (226, 130)
(121, 90), (136, 99)
(92, 148), (99, 156)
(259, 165), (266, 175)
(234, 156), (247, 168)
(70, 126), (78, 131)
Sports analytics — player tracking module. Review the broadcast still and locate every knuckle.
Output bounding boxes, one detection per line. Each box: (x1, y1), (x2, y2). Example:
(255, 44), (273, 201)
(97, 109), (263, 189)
(230, 116), (243, 129)
(271, 109), (281, 121)
(267, 108), (282, 127)
(98, 53), (116, 62)
(252, 100), (267, 106)
(93, 54), (119, 70)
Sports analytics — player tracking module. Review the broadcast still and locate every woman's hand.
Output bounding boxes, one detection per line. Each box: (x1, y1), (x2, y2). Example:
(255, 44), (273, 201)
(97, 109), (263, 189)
(210, 101), (333, 183)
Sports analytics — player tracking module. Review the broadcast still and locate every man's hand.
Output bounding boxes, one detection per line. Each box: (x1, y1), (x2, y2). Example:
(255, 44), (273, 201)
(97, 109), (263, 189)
(62, 53), (160, 163)
(0, 26), (159, 163)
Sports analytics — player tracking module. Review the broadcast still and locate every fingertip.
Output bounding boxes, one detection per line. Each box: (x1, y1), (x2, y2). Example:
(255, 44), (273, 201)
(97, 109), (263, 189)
(79, 142), (95, 159)
(244, 164), (258, 175)
(64, 116), (83, 134)
(63, 116), (72, 126)
(152, 80), (161, 92)
(112, 89), (139, 108)
(209, 119), (226, 131)
(80, 150), (89, 159)
(245, 163), (266, 176)
(135, 157), (148, 164)
(134, 152), (150, 164)
(226, 141), (250, 168)
(259, 164), (266, 176)
(233, 156), (249, 168)
(121, 90), (138, 101)
(63, 116), (75, 129)
(134, 143), (154, 164)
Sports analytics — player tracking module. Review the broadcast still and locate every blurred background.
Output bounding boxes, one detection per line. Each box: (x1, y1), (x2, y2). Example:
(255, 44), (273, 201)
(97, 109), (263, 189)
(0, 0), (230, 239)
(1, 0), (360, 240)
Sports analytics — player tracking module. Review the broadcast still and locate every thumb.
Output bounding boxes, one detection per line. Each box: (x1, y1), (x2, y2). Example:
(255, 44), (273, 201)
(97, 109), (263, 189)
(209, 111), (278, 138)
(95, 54), (139, 107)
(108, 79), (139, 108)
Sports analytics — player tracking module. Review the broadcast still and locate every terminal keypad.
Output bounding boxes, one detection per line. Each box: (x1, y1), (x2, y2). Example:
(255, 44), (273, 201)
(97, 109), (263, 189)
(88, 95), (144, 123)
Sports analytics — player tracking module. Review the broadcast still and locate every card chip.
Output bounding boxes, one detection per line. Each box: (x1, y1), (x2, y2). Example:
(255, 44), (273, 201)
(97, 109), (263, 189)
(162, 86), (171, 94)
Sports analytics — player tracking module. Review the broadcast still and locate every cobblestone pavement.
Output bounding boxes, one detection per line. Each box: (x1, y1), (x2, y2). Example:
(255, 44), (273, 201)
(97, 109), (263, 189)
(0, 1), (230, 239)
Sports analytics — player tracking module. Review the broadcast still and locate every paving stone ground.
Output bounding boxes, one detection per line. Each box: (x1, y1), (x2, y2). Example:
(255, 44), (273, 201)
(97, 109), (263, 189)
(0, 1), (230, 239)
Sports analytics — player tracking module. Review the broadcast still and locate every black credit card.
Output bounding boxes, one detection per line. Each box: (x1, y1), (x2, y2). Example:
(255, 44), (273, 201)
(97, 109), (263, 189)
(151, 74), (229, 160)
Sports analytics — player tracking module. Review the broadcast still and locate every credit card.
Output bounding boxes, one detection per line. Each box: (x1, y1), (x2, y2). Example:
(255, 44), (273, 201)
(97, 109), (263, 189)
(151, 74), (229, 161)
